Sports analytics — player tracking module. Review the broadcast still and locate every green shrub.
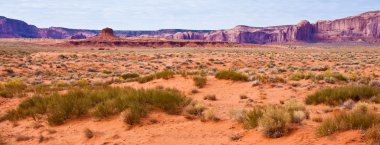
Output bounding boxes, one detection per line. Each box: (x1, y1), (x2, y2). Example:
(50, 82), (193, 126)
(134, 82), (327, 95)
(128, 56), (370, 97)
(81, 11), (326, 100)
(242, 101), (306, 138)
(365, 124), (380, 145)
(352, 102), (376, 114)
(0, 79), (27, 98)
(76, 78), (89, 87)
(202, 109), (220, 122)
(185, 103), (206, 117)
(284, 99), (308, 123)
(215, 70), (248, 81)
(258, 106), (291, 138)
(244, 107), (264, 129)
(3, 86), (190, 126)
(289, 72), (316, 81)
(316, 71), (348, 82)
(122, 104), (148, 125)
(103, 70), (112, 75)
(316, 110), (380, 137)
(121, 73), (140, 80)
(137, 70), (175, 83)
(305, 85), (380, 106)
(316, 118), (339, 137)
(193, 76), (207, 88)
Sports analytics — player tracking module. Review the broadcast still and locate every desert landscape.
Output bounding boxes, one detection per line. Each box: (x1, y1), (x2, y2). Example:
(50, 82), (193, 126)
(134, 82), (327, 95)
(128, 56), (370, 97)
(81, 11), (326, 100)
(1, 1), (380, 145)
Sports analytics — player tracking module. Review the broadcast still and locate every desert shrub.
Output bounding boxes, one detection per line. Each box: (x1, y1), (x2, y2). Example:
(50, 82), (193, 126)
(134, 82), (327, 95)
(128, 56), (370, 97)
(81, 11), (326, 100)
(193, 76), (207, 88)
(103, 70), (112, 75)
(316, 110), (380, 137)
(316, 71), (348, 82)
(316, 118), (339, 137)
(122, 105), (148, 125)
(242, 100), (306, 138)
(305, 85), (380, 106)
(154, 70), (175, 80)
(229, 109), (246, 122)
(0, 79), (27, 98)
(240, 95), (248, 99)
(244, 107), (264, 129)
(269, 76), (287, 83)
(137, 70), (175, 83)
(204, 94), (217, 101)
(365, 124), (380, 145)
(289, 72), (316, 81)
(191, 89), (199, 94)
(258, 106), (291, 138)
(3, 86), (190, 126)
(312, 116), (323, 122)
(352, 102), (376, 114)
(215, 70), (248, 81)
(202, 109), (220, 122)
(185, 103), (206, 118)
(284, 99), (308, 123)
(76, 78), (89, 87)
(254, 75), (270, 84)
(121, 73), (140, 80)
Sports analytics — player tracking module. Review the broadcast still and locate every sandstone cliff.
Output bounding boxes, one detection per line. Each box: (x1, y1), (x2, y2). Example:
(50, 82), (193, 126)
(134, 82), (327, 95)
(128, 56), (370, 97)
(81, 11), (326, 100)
(0, 11), (379, 43)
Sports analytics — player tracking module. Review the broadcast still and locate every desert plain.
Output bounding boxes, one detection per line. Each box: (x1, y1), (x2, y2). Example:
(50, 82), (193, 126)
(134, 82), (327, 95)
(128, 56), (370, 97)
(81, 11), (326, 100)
(0, 39), (379, 145)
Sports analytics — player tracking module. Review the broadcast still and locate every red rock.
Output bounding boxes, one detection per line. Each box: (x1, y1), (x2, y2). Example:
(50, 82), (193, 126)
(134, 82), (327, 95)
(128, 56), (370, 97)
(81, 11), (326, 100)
(0, 11), (379, 43)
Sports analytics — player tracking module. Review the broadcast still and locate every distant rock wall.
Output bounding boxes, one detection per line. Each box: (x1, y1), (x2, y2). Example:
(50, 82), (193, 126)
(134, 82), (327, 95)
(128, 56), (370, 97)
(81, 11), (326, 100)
(0, 11), (379, 43)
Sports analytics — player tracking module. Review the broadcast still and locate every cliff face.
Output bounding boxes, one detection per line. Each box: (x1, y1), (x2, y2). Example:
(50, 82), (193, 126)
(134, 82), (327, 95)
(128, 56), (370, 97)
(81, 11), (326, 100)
(0, 11), (379, 43)
(314, 11), (380, 42)
(0, 16), (39, 38)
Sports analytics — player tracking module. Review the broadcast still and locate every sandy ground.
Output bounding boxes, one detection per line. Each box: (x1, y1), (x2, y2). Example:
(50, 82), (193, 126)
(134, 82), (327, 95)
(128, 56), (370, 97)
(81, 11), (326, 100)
(0, 77), (372, 145)
(0, 41), (380, 145)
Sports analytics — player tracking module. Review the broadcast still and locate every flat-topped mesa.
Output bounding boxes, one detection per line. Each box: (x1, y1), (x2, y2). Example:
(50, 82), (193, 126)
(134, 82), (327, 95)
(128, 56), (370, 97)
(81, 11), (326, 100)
(96, 27), (119, 40)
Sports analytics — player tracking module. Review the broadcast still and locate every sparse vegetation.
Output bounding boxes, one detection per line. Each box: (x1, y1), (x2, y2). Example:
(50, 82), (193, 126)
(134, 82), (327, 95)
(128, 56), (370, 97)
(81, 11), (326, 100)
(185, 103), (206, 119)
(193, 76), (207, 88)
(215, 70), (248, 81)
(240, 95), (248, 99)
(137, 70), (175, 83)
(365, 124), (380, 145)
(202, 109), (220, 122)
(0, 79), (27, 98)
(191, 88), (199, 94)
(121, 73), (140, 80)
(243, 99), (307, 138)
(316, 108), (380, 137)
(3, 86), (190, 126)
(243, 106), (264, 129)
(289, 71), (316, 81)
(258, 106), (291, 138)
(305, 85), (380, 105)
(204, 94), (217, 101)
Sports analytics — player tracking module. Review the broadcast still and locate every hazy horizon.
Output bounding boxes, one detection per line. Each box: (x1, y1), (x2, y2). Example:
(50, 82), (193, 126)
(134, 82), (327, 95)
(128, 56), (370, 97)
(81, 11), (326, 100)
(1, 0), (379, 30)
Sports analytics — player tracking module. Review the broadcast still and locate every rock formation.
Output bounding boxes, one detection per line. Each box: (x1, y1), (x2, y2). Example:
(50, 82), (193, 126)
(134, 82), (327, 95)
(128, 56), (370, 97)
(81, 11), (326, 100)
(0, 11), (379, 43)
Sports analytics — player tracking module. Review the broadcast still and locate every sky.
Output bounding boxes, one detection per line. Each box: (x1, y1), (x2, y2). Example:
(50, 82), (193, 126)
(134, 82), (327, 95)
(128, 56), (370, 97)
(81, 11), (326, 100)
(0, 0), (379, 30)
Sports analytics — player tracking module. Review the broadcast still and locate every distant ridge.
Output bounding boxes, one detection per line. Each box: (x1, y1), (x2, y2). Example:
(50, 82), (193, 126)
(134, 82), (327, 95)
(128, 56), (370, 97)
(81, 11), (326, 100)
(0, 11), (379, 44)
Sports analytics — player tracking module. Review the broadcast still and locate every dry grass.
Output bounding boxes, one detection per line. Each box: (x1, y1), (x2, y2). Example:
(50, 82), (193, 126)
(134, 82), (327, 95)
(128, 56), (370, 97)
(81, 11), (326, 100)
(215, 70), (248, 81)
(193, 76), (207, 88)
(316, 109), (380, 137)
(305, 85), (380, 106)
(3, 86), (190, 126)
(0, 79), (27, 98)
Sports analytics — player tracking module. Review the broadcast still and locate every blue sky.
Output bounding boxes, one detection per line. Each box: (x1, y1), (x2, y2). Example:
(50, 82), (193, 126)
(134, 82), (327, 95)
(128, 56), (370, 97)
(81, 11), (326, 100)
(0, 0), (379, 30)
